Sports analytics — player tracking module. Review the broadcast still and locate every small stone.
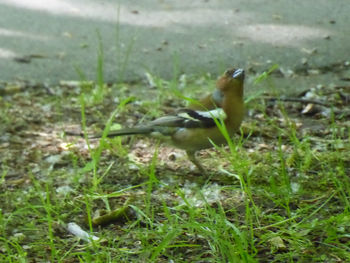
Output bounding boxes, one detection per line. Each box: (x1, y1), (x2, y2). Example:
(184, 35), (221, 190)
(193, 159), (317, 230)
(307, 69), (320, 75)
(301, 103), (314, 114)
(62, 32), (72, 38)
(269, 236), (286, 251)
(272, 14), (282, 20)
(301, 47), (317, 55)
(279, 67), (294, 78)
(56, 185), (74, 196)
(281, 145), (288, 151)
(301, 57), (308, 65)
(128, 163), (140, 171)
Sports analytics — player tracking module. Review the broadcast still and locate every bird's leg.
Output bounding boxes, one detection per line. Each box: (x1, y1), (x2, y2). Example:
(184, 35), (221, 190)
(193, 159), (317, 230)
(186, 150), (205, 174)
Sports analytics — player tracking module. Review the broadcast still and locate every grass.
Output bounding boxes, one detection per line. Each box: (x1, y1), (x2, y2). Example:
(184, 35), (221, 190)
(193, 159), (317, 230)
(0, 64), (349, 262)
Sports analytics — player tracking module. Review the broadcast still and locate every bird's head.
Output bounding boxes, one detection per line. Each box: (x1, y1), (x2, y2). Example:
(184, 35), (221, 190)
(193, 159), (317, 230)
(216, 68), (245, 97)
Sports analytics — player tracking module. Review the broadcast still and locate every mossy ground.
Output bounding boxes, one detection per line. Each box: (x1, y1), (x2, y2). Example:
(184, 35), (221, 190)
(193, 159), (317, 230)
(0, 74), (349, 262)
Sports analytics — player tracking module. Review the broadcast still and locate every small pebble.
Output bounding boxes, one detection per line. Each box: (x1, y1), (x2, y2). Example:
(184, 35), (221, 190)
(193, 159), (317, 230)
(307, 69), (320, 75)
(301, 57), (308, 65)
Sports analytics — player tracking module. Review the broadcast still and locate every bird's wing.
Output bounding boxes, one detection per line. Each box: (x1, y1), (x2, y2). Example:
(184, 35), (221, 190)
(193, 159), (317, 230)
(149, 108), (226, 129)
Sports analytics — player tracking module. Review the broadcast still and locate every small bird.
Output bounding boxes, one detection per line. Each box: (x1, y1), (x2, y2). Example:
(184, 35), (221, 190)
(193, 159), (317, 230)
(92, 68), (245, 173)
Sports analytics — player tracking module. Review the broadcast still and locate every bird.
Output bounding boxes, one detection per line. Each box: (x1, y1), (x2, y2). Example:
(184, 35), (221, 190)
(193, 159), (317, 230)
(90, 68), (245, 173)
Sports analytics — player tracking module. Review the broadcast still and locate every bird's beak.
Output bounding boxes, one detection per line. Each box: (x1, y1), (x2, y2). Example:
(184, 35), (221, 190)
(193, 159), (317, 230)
(232, 68), (245, 80)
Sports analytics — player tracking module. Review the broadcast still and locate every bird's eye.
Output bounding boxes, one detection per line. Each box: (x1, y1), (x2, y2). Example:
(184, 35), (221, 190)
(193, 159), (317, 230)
(224, 69), (235, 76)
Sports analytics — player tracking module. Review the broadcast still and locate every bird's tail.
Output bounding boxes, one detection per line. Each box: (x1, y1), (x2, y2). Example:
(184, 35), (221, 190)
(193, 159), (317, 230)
(89, 127), (153, 139)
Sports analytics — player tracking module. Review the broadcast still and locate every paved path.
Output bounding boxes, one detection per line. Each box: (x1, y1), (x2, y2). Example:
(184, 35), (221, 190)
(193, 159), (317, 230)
(0, 0), (349, 90)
